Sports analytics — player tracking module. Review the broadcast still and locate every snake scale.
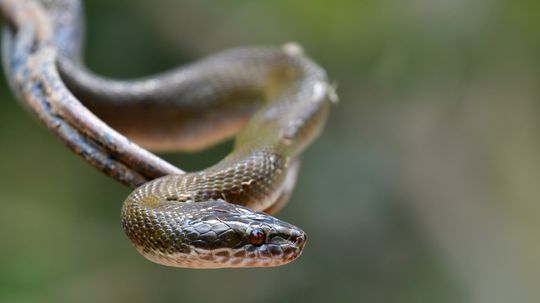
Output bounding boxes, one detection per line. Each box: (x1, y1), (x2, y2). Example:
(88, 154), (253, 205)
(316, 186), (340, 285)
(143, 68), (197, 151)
(1, 0), (335, 268)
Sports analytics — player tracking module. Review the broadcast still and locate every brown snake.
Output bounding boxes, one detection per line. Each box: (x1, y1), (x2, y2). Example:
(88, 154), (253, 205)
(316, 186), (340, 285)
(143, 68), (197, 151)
(0, 0), (336, 268)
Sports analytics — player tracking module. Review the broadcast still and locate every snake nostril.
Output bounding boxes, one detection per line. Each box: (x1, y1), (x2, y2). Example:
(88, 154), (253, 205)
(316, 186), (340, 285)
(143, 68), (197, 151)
(291, 234), (304, 246)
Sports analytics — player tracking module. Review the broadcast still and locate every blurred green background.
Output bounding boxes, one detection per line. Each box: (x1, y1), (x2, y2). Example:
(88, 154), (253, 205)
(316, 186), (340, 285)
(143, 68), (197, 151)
(2, 0), (540, 302)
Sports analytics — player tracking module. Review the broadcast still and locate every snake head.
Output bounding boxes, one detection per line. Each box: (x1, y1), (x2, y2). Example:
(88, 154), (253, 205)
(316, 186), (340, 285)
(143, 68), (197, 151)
(179, 200), (307, 268)
(123, 199), (306, 268)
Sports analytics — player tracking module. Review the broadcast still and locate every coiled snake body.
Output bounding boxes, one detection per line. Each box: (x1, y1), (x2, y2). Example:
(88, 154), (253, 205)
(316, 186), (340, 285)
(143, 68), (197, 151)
(1, 0), (335, 268)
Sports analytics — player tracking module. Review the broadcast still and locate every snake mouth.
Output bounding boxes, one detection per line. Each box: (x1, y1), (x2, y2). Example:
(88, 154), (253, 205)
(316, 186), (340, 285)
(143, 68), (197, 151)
(200, 231), (307, 268)
(212, 235), (308, 268)
(137, 245), (306, 269)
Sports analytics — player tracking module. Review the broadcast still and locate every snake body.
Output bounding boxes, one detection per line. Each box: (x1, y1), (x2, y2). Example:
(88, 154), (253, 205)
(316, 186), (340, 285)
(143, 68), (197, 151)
(1, 0), (334, 268)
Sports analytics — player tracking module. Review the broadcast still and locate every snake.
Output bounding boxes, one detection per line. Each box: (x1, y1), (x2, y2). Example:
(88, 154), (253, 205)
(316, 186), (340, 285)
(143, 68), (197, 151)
(1, 0), (335, 268)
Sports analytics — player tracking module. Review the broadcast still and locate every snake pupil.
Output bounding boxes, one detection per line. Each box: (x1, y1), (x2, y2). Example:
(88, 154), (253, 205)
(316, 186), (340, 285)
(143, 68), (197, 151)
(249, 229), (266, 246)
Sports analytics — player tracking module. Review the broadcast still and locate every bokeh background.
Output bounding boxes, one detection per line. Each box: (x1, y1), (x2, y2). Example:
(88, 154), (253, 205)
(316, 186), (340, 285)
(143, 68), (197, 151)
(1, 0), (540, 302)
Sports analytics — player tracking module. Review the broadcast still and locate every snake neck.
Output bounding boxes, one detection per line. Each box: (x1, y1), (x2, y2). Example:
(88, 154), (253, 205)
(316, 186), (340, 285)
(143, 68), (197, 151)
(127, 146), (288, 211)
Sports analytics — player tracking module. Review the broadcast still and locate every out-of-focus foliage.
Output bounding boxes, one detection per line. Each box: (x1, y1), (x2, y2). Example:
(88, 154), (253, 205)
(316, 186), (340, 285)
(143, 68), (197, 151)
(1, 0), (540, 302)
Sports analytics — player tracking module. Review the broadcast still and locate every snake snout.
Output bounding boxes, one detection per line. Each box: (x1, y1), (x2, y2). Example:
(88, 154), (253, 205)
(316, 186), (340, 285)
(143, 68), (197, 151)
(267, 226), (306, 247)
(259, 221), (307, 266)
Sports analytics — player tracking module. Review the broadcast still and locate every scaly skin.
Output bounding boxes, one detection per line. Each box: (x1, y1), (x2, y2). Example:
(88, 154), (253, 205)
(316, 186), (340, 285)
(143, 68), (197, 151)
(120, 48), (332, 268)
(0, 0), (335, 268)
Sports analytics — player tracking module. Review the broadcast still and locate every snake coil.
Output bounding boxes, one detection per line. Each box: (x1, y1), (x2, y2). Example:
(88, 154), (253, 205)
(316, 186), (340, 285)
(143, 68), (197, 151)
(1, 0), (335, 268)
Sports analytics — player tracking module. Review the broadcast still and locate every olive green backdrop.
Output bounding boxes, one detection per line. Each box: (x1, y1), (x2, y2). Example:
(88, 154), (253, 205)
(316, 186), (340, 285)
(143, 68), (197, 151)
(1, 0), (540, 302)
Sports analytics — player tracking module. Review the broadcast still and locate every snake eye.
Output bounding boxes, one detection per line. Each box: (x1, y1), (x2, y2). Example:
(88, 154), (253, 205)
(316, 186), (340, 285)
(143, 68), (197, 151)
(248, 229), (266, 246)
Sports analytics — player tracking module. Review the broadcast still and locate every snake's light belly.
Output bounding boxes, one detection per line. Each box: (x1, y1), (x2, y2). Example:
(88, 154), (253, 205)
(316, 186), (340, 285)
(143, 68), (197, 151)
(2, 0), (335, 268)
